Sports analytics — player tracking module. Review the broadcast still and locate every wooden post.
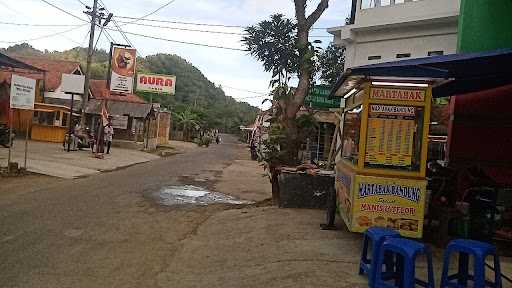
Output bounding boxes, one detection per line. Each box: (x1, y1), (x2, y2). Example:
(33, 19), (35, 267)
(326, 122), (340, 168)
(7, 108), (13, 167)
(67, 93), (75, 152)
(24, 117), (29, 169)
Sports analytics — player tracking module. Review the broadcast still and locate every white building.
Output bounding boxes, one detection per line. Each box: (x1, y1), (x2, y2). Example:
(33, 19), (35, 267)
(328, 0), (460, 70)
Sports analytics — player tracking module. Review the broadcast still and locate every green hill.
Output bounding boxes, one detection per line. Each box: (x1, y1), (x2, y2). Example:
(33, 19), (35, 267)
(1, 43), (259, 133)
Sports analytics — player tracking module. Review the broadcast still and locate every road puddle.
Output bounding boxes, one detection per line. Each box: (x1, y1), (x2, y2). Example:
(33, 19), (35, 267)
(158, 185), (249, 206)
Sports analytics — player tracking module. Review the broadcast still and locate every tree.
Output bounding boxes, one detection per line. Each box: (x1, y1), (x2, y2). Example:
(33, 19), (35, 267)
(175, 108), (200, 141)
(318, 44), (345, 86)
(243, 0), (330, 164)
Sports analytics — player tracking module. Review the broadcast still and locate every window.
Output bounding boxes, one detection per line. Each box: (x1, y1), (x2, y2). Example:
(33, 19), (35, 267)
(396, 53), (411, 59)
(62, 112), (69, 128)
(428, 50), (444, 56)
(33, 111), (56, 126)
(368, 55), (382, 60)
(341, 105), (363, 166)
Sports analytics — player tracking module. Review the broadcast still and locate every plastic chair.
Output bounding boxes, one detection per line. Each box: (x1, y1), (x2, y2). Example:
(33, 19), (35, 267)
(440, 239), (502, 287)
(374, 238), (435, 288)
(359, 227), (401, 287)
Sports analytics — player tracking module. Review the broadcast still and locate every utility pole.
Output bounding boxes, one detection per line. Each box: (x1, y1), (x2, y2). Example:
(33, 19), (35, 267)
(81, 0), (99, 126)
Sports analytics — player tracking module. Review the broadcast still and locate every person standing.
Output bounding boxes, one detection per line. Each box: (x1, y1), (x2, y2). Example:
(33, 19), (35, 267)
(104, 122), (114, 154)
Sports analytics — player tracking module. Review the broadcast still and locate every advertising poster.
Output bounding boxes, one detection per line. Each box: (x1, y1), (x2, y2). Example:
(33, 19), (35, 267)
(110, 46), (137, 94)
(335, 163), (355, 228)
(136, 73), (176, 95)
(10, 74), (36, 110)
(352, 175), (426, 238)
(365, 104), (416, 167)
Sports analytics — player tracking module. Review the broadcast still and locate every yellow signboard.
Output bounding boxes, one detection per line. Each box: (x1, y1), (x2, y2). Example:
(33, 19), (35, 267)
(370, 87), (425, 102)
(352, 175), (426, 238)
(365, 105), (415, 167)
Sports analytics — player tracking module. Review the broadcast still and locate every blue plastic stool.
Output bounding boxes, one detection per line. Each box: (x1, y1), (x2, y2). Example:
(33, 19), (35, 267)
(375, 238), (435, 288)
(440, 239), (502, 288)
(359, 227), (401, 287)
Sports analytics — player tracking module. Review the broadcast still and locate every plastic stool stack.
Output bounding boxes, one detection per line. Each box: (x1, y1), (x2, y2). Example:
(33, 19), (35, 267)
(440, 239), (502, 288)
(375, 238), (435, 288)
(359, 227), (401, 287)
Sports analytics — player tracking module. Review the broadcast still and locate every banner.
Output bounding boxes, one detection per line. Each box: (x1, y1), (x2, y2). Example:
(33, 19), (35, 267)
(136, 73), (176, 95)
(10, 74), (36, 110)
(352, 175), (426, 238)
(110, 46), (137, 94)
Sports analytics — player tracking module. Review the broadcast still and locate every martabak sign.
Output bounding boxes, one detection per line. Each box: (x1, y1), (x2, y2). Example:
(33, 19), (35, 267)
(136, 73), (176, 95)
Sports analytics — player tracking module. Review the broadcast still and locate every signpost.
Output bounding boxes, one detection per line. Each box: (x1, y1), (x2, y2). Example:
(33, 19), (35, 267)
(9, 75), (36, 170)
(61, 74), (85, 152)
(304, 85), (340, 109)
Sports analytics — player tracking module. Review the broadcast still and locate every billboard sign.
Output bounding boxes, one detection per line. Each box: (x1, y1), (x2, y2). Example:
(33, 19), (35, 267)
(110, 46), (137, 94)
(136, 73), (176, 95)
(10, 74), (36, 110)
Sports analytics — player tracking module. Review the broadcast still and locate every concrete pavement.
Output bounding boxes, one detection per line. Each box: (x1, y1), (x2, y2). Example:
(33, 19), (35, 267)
(0, 139), (160, 179)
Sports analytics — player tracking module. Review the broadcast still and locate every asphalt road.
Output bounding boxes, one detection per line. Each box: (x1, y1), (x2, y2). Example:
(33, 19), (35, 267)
(0, 135), (246, 288)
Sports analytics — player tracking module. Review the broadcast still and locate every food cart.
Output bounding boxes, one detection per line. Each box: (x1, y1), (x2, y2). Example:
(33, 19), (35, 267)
(335, 81), (431, 238)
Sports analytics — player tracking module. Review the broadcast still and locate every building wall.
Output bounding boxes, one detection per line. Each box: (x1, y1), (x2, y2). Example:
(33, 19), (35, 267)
(330, 0), (460, 69)
(356, 0), (459, 28)
(347, 31), (457, 68)
(457, 0), (512, 53)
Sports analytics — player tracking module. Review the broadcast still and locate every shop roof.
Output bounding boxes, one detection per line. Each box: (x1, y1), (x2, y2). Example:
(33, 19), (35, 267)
(0, 53), (45, 72)
(85, 99), (152, 118)
(15, 56), (81, 91)
(331, 48), (512, 98)
(89, 80), (146, 104)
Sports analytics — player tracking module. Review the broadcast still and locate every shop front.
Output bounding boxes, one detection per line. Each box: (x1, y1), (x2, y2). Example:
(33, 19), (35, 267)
(335, 82), (431, 238)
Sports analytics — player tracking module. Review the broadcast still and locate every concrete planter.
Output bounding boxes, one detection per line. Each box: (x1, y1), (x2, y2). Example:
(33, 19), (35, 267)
(277, 171), (335, 209)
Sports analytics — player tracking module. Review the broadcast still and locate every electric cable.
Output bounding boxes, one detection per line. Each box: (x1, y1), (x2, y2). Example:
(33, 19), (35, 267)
(0, 25), (87, 44)
(38, 0), (88, 22)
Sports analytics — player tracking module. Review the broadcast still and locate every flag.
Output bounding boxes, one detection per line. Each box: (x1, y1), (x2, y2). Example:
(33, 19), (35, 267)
(101, 100), (109, 125)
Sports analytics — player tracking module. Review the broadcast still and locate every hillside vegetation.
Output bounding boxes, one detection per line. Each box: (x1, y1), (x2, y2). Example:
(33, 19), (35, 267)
(1, 43), (259, 133)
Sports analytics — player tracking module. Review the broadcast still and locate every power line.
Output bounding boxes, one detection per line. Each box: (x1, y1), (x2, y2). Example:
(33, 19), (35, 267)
(0, 21), (82, 27)
(114, 20), (331, 38)
(103, 28), (248, 51)
(0, 25), (87, 44)
(38, 0), (88, 23)
(116, 21), (246, 35)
(120, 0), (176, 25)
(115, 16), (329, 30)
(222, 85), (267, 95)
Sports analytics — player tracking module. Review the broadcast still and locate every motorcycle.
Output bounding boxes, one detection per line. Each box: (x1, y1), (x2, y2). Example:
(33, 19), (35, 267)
(0, 124), (15, 148)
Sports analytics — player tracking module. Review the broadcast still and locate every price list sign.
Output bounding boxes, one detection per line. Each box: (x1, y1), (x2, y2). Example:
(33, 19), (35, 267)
(365, 105), (416, 167)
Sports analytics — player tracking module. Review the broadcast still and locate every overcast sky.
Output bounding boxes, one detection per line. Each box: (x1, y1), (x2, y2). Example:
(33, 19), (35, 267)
(0, 0), (351, 108)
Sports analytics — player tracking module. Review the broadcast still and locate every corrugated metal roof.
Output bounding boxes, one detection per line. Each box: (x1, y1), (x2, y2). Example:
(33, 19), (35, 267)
(85, 99), (152, 118)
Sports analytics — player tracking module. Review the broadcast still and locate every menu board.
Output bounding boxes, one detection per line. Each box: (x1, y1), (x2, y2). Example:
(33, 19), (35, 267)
(365, 105), (415, 167)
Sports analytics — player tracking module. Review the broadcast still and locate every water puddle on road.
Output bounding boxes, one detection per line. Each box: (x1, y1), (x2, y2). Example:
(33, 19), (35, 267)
(157, 185), (250, 206)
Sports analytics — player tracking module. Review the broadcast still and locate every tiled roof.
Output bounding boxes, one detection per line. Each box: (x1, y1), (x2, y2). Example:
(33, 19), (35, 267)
(15, 56), (81, 91)
(89, 80), (147, 104)
(0, 56), (80, 91)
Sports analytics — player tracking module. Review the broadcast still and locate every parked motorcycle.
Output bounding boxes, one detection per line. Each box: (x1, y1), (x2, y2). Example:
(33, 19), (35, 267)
(0, 124), (15, 148)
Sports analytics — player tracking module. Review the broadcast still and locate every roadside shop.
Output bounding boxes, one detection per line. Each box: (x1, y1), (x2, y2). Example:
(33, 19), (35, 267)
(330, 49), (512, 242)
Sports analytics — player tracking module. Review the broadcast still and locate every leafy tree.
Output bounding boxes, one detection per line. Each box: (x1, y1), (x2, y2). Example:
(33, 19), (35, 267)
(318, 44), (345, 86)
(175, 108), (200, 141)
(243, 0), (330, 164)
